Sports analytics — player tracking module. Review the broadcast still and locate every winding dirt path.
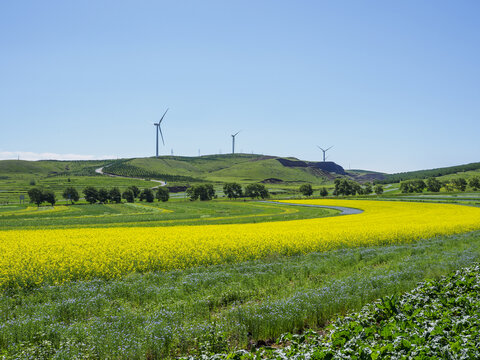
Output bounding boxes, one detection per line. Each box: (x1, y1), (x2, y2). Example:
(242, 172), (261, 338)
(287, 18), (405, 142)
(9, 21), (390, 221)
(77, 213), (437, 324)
(95, 166), (166, 188)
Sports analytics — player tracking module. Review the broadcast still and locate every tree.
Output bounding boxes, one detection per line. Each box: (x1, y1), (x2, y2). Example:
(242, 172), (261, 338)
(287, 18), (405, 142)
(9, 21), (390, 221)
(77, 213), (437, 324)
(109, 187), (122, 203)
(186, 186), (199, 201)
(334, 179), (361, 196)
(223, 183), (243, 199)
(363, 182), (373, 195)
(139, 188), (154, 202)
(43, 190), (56, 206)
(204, 184), (216, 200)
(62, 187), (79, 204)
(83, 186), (98, 204)
(374, 184), (384, 195)
(400, 180), (426, 193)
(299, 184), (313, 197)
(354, 183), (364, 195)
(244, 183), (269, 199)
(156, 187), (170, 202)
(122, 189), (135, 203)
(28, 187), (44, 207)
(319, 187), (329, 197)
(443, 181), (454, 192)
(452, 178), (467, 192)
(469, 177), (480, 191)
(426, 177), (442, 192)
(128, 185), (140, 198)
(186, 184), (216, 201)
(97, 188), (110, 203)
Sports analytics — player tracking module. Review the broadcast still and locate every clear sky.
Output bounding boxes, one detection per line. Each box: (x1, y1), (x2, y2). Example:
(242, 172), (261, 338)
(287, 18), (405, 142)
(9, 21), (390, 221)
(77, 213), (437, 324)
(1, 1), (479, 173)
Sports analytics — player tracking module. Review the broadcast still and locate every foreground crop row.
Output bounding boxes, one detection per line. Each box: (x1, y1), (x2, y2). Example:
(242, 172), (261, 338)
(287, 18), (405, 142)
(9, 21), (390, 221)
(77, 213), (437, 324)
(1, 200), (480, 289)
(193, 263), (480, 359)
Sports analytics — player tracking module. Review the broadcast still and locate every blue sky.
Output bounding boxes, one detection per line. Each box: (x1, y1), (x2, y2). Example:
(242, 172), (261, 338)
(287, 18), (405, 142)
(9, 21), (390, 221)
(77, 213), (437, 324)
(1, 1), (479, 173)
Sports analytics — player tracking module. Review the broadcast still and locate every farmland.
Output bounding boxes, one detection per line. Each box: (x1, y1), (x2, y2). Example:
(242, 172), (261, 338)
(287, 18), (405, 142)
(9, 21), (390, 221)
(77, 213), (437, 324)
(2, 200), (480, 291)
(1, 196), (480, 358)
(2, 157), (480, 358)
(0, 201), (334, 230)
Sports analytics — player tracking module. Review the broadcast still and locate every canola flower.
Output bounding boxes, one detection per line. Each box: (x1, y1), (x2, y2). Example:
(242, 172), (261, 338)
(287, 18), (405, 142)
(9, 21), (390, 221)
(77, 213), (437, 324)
(1, 200), (480, 290)
(0, 205), (70, 217)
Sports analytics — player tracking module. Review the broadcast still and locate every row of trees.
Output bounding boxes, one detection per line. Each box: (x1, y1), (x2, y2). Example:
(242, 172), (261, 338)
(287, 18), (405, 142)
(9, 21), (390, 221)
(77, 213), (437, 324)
(333, 179), (384, 196)
(82, 185), (170, 203)
(222, 183), (270, 200)
(27, 185), (170, 206)
(400, 177), (480, 193)
(186, 183), (271, 201)
(27, 188), (57, 207)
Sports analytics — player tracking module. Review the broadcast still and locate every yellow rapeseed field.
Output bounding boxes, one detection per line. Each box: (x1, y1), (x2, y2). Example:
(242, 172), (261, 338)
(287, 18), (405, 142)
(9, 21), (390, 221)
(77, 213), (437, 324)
(1, 200), (480, 289)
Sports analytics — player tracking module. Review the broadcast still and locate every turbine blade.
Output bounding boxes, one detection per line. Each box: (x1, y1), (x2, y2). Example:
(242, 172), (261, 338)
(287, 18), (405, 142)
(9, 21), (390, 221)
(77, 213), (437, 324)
(159, 108), (169, 124)
(159, 127), (165, 145)
(326, 145), (333, 151)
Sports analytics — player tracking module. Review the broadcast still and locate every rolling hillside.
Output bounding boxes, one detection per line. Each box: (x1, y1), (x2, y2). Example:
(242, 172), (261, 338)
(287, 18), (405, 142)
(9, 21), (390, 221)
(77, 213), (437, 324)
(103, 154), (354, 185)
(0, 159), (110, 179)
(0, 154), (386, 204)
(378, 162), (480, 184)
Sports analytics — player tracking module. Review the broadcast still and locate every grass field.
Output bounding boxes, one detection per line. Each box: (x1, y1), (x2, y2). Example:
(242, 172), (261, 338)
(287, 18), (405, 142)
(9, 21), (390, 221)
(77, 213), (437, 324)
(0, 200), (337, 230)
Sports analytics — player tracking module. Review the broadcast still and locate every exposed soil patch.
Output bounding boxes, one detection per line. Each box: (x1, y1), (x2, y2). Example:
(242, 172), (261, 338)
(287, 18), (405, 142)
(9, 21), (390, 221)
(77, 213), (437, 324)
(261, 178), (283, 184)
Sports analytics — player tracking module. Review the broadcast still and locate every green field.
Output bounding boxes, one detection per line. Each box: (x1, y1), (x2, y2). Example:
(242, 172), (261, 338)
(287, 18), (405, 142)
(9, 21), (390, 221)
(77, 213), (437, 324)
(0, 200), (338, 230)
(2, 157), (480, 358)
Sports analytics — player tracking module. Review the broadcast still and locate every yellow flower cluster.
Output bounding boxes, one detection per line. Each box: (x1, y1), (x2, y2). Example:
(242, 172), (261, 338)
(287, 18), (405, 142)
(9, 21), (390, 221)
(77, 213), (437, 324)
(0, 205), (69, 217)
(1, 200), (480, 289)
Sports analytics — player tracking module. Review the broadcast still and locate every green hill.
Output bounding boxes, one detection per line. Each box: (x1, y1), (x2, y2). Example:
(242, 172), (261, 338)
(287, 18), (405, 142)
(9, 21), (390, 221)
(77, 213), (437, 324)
(104, 154), (345, 185)
(0, 159), (110, 179)
(378, 162), (480, 184)
(0, 154), (386, 203)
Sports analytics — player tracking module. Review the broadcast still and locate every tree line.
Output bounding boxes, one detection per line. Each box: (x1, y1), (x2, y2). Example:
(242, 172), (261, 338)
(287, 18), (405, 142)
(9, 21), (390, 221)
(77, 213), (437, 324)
(184, 183), (271, 201)
(379, 162), (480, 184)
(331, 179), (384, 196)
(27, 185), (170, 206)
(399, 177), (480, 193)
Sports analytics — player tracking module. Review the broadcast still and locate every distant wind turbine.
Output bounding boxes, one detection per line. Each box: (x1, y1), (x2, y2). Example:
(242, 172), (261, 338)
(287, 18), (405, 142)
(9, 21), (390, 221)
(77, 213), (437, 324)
(317, 145), (333, 162)
(231, 131), (240, 154)
(153, 108), (169, 157)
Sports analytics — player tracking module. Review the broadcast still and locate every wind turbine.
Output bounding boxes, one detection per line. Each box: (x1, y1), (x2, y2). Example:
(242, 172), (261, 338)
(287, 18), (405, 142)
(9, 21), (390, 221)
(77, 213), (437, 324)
(231, 131), (240, 154)
(317, 145), (333, 162)
(153, 108), (169, 157)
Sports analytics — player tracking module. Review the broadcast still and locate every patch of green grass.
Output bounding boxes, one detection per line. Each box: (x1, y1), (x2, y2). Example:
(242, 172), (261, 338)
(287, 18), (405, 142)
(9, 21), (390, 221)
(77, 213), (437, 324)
(2, 231), (480, 359)
(201, 263), (480, 359)
(0, 200), (338, 230)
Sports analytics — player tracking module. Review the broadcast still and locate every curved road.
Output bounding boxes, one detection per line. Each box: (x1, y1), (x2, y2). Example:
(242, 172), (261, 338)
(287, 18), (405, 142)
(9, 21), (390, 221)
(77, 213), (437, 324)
(95, 166), (166, 188)
(261, 201), (363, 215)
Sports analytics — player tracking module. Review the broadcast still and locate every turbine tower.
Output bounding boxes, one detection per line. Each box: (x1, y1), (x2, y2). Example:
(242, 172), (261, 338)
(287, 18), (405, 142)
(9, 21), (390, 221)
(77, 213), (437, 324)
(231, 131), (240, 154)
(317, 145), (333, 162)
(153, 108), (169, 157)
